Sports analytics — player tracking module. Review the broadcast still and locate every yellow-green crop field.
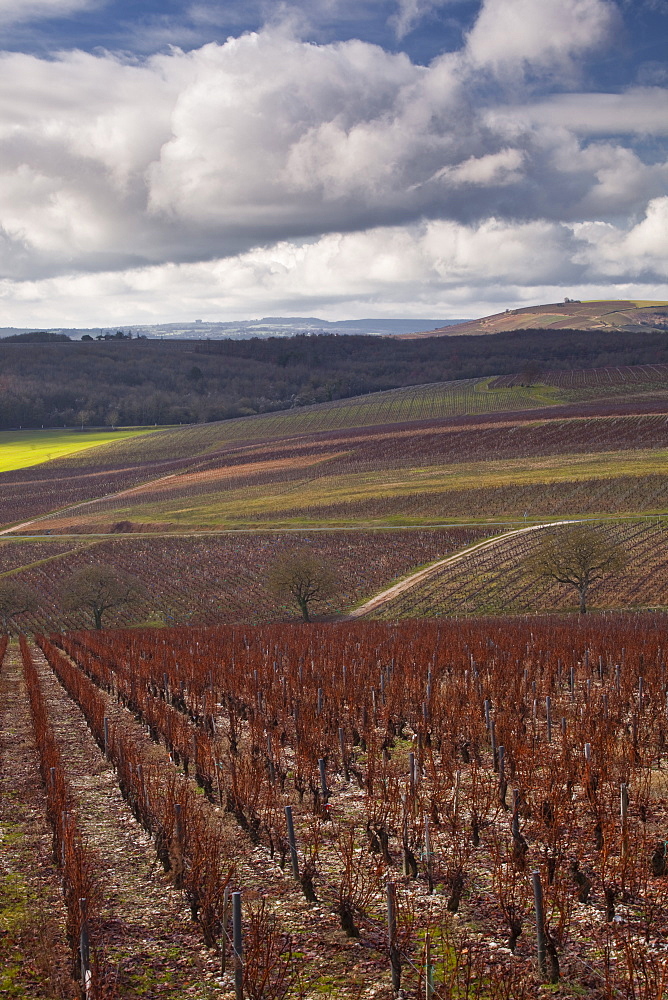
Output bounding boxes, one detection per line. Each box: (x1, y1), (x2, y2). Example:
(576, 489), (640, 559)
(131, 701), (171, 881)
(0, 428), (161, 473)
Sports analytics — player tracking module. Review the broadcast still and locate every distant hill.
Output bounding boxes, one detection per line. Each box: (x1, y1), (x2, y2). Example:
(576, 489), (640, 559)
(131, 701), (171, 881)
(0, 330), (72, 343)
(403, 300), (668, 338)
(0, 317), (455, 341)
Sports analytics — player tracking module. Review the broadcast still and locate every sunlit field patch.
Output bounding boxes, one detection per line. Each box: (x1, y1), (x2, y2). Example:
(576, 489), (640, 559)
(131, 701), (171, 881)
(0, 428), (160, 473)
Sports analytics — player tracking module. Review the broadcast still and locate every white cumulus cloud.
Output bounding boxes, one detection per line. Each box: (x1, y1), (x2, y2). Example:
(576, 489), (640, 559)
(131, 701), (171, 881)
(0, 0), (665, 323)
(464, 0), (620, 79)
(1, 201), (665, 326)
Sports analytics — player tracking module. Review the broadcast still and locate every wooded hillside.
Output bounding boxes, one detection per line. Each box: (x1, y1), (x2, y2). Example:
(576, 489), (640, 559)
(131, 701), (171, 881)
(1, 327), (668, 429)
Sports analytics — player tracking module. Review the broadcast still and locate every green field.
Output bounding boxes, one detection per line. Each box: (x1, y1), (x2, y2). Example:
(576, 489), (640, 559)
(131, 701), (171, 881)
(0, 428), (160, 473)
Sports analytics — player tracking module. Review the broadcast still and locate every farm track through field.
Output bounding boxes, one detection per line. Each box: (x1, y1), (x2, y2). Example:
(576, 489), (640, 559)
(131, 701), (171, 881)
(348, 520), (576, 618)
(29, 640), (228, 999)
(0, 642), (77, 998)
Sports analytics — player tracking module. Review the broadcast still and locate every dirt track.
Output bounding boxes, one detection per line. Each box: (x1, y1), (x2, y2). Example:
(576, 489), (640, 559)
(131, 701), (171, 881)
(347, 520), (576, 618)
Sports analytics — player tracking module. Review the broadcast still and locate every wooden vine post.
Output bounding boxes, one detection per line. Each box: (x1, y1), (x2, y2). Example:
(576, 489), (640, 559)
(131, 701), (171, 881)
(425, 932), (434, 999)
(620, 783), (629, 857)
(386, 881), (401, 995)
(338, 726), (349, 781)
(79, 897), (91, 997)
(233, 891), (243, 1000)
(284, 804), (300, 881)
(532, 870), (548, 981)
(220, 885), (230, 975)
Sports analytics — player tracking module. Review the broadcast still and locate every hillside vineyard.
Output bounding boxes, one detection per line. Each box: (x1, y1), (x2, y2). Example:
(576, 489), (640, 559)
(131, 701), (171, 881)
(2, 358), (668, 997)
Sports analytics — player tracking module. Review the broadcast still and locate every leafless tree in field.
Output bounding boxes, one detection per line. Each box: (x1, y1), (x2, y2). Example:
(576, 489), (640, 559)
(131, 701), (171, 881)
(267, 550), (337, 622)
(61, 564), (145, 628)
(528, 524), (627, 614)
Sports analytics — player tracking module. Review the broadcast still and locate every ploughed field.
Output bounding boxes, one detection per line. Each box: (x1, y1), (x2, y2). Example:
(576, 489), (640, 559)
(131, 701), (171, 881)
(4, 615), (668, 998)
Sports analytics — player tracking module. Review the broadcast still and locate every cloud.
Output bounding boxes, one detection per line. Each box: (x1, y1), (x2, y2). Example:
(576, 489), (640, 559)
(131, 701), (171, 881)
(464, 0), (620, 79)
(1, 202), (665, 326)
(491, 89), (668, 135)
(574, 196), (668, 276)
(389, 0), (456, 38)
(0, 0), (99, 24)
(428, 148), (525, 186)
(0, 0), (665, 327)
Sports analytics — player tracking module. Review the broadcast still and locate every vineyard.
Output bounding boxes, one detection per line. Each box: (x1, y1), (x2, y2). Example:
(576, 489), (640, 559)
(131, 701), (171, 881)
(2, 366), (668, 534)
(0, 528), (490, 632)
(423, 300), (668, 337)
(291, 471), (668, 528)
(56, 378), (559, 464)
(2, 356), (668, 998)
(3, 520), (668, 632)
(4, 614), (668, 997)
(22, 413), (668, 533)
(491, 363), (668, 392)
(364, 520), (668, 619)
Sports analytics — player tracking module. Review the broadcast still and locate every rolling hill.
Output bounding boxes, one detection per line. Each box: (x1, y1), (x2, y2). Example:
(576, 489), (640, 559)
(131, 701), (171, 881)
(2, 308), (668, 430)
(0, 360), (666, 630)
(405, 299), (668, 338)
(2, 366), (668, 532)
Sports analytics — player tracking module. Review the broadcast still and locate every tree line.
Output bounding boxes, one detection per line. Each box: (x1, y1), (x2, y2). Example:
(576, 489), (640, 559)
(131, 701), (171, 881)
(0, 328), (667, 429)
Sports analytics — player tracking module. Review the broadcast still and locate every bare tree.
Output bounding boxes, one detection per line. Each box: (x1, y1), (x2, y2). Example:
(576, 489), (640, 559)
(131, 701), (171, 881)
(61, 564), (145, 629)
(519, 361), (544, 386)
(528, 524), (627, 614)
(268, 550), (337, 622)
(0, 579), (38, 632)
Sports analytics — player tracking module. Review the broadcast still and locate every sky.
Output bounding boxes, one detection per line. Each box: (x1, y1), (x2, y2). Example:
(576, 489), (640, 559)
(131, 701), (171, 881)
(0, 0), (666, 327)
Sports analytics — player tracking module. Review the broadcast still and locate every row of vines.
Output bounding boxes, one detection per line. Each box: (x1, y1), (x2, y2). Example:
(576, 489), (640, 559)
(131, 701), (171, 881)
(491, 364), (668, 390)
(0, 527), (489, 632)
(32, 614), (668, 997)
(18, 635), (108, 994)
(80, 415), (668, 509)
